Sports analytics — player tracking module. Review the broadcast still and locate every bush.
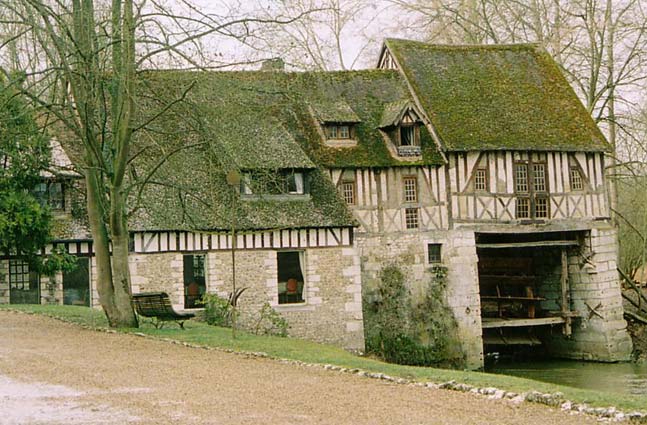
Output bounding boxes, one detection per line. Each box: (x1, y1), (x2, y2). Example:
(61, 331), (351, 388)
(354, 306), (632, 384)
(252, 302), (288, 337)
(201, 293), (232, 327)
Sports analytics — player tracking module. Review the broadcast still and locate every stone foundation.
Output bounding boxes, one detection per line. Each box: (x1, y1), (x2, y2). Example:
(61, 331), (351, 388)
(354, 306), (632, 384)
(543, 225), (633, 361)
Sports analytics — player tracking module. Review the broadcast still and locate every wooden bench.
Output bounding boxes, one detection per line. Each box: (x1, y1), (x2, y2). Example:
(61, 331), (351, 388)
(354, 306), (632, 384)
(132, 292), (195, 329)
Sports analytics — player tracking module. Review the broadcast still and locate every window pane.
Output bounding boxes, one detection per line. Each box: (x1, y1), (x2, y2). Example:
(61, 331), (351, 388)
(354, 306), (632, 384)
(184, 254), (206, 308)
(570, 168), (583, 190)
(403, 177), (417, 202)
(405, 207), (419, 229)
(516, 197), (530, 219)
(287, 173), (304, 194)
(475, 169), (487, 191)
(535, 197), (549, 218)
(533, 163), (546, 192)
(515, 164), (528, 193)
(339, 125), (349, 139)
(278, 251), (305, 304)
(400, 126), (414, 146)
(341, 181), (355, 205)
(428, 243), (442, 263)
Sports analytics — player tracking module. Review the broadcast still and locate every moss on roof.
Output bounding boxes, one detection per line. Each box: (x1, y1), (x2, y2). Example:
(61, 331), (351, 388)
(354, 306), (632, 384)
(379, 99), (417, 128)
(129, 71), (356, 231)
(385, 39), (609, 152)
(309, 99), (361, 123)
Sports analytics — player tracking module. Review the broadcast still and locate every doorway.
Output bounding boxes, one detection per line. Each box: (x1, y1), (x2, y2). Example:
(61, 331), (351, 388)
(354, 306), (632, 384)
(63, 257), (90, 306)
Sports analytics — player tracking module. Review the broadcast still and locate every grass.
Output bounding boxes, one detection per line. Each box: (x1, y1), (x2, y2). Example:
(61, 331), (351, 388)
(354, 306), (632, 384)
(3, 303), (646, 413)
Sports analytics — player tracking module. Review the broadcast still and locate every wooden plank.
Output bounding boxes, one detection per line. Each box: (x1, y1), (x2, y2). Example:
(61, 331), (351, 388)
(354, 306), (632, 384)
(476, 240), (579, 249)
(481, 317), (566, 329)
(561, 248), (572, 336)
(481, 296), (546, 301)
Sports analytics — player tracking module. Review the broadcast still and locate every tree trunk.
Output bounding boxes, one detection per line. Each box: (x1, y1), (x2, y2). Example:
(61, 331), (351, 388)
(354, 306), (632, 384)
(109, 187), (138, 327)
(85, 169), (137, 327)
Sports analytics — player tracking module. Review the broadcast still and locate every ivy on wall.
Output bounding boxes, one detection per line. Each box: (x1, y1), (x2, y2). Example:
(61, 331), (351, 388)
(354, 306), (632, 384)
(364, 263), (464, 367)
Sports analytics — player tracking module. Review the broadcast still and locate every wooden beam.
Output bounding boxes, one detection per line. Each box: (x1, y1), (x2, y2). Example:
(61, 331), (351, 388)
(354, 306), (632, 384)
(561, 248), (572, 336)
(481, 317), (566, 329)
(476, 240), (579, 249)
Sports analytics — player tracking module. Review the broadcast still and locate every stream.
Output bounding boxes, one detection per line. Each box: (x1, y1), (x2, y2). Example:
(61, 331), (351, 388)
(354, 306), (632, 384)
(487, 359), (647, 395)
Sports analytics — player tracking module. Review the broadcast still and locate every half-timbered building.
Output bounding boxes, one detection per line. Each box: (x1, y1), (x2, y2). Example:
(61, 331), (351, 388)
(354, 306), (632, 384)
(0, 39), (632, 368)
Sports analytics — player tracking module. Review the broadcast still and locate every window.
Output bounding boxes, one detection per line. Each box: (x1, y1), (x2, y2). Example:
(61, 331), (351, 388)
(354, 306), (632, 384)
(34, 180), (65, 210)
(326, 124), (352, 139)
(286, 172), (304, 194)
(427, 243), (442, 263)
(516, 198), (530, 219)
(403, 177), (418, 203)
(340, 181), (356, 205)
(570, 168), (584, 191)
(184, 254), (206, 308)
(514, 160), (549, 220)
(533, 163), (546, 192)
(240, 171), (306, 196)
(474, 169), (487, 191)
(405, 207), (419, 229)
(535, 197), (549, 219)
(277, 251), (305, 304)
(399, 125), (417, 146)
(9, 260), (40, 304)
(514, 163), (528, 193)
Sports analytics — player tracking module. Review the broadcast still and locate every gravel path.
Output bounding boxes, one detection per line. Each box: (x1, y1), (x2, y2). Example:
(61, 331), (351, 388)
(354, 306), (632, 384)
(0, 311), (596, 425)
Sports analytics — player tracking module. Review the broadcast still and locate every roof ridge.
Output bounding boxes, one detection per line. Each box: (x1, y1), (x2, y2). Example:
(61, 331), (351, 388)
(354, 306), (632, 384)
(385, 38), (542, 50)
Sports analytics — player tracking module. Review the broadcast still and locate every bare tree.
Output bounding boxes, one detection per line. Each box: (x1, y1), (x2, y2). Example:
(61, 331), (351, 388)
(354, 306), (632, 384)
(0, 0), (311, 327)
(237, 0), (387, 70)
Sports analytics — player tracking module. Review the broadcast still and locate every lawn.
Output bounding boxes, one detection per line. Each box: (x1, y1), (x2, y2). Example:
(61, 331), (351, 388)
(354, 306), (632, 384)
(3, 303), (646, 413)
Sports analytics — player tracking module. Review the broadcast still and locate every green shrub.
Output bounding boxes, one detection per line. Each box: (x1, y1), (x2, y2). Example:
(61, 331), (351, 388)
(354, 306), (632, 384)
(252, 302), (288, 337)
(201, 293), (232, 327)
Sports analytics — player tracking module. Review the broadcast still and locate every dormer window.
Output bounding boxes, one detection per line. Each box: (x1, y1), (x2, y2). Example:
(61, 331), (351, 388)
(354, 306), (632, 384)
(326, 124), (352, 140)
(379, 101), (423, 158)
(241, 170), (308, 197)
(34, 180), (65, 211)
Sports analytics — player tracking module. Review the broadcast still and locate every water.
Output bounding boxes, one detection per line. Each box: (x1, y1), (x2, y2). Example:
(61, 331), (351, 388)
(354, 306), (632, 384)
(487, 359), (647, 395)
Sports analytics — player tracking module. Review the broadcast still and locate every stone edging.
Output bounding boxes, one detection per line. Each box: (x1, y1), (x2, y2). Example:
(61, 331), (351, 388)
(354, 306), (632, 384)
(7, 309), (646, 423)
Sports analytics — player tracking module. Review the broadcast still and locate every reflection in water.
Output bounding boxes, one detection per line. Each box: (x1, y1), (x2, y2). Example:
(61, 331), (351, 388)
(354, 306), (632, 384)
(486, 359), (647, 395)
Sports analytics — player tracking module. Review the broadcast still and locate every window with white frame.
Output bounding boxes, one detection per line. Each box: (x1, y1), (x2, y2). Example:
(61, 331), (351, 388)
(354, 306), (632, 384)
(570, 167), (584, 191)
(405, 207), (419, 229)
(403, 176), (418, 203)
(340, 181), (355, 205)
(474, 168), (487, 191)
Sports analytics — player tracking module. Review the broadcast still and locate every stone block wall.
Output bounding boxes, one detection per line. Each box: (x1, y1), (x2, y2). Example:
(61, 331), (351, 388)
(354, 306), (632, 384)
(206, 246), (364, 351)
(356, 229), (484, 369)
(129, 253), (185, 308)
(545, 225), (633, 361)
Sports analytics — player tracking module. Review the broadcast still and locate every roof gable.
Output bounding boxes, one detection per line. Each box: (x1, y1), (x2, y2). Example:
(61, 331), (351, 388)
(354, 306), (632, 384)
(384, 39), (609, 152)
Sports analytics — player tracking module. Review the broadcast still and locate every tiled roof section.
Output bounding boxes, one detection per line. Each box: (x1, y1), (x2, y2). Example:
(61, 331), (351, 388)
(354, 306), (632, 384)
(309, 99), (361, 123)
(385, 39), (609, 152)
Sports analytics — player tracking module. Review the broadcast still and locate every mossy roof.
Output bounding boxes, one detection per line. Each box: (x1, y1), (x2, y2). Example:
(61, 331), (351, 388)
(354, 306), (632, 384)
(309, 99), (361, 123)
(379, 99), (418, 128)
(385, 39), (609, 152)
(128, 71), (358, 231)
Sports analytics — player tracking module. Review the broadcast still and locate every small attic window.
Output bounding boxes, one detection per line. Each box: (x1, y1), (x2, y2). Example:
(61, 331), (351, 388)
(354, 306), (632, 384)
(241, 170), (308, 197)
(325, 123), (353, 140)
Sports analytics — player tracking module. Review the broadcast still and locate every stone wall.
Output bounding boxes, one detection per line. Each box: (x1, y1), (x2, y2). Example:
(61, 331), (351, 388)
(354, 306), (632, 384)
(206, 247), (364, 351)
(128, 246), (364, 351)
(357, 229), (484, 369)
(544, 225), (633, 361)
